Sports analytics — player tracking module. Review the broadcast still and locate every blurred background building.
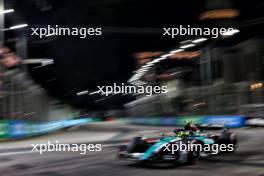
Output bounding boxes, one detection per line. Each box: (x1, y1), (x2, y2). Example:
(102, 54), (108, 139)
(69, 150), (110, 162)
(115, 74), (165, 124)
(125, 0), (264, 117)
(0, 0), (263, 120)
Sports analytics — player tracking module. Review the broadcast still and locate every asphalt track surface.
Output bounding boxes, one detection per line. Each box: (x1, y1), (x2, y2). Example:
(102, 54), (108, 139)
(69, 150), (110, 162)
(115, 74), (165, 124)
(0, 124), (264, 176)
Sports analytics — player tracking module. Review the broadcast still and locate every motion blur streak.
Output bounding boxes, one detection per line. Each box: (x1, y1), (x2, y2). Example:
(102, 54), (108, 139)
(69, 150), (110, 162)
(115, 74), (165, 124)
(0, 0), (263, 176)
(0, 123), (263, 176)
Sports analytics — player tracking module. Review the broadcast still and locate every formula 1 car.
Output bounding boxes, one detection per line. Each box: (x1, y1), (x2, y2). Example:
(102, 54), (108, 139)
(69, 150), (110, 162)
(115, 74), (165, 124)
(178, 122), (238, 151)
(118, 135), (199, 166)
(173, 128), (238, 156)
(117, 125), (237, 165)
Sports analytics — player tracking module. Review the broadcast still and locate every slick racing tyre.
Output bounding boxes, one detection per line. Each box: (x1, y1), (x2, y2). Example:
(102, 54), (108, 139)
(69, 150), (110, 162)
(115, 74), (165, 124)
(219, 131), (237, 152)
(186, 140), (199, 165)
(117, 145), (127, 158)
(127, 136), (148, 153)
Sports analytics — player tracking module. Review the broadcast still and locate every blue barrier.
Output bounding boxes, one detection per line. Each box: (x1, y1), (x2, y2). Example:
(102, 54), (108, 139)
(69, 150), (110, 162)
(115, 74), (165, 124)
(9, 121), (31, 138)
(160, 118), (177, 126)
(128, 115), (245, 128)
(0, 118), (97, 140)
(204, 115), (245, 128)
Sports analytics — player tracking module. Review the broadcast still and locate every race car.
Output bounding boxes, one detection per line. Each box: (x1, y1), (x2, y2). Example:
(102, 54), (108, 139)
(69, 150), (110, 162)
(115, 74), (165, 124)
(173, 128), (238, 156)
(118, 125), (237, 165)
(118, 135), (199, 166)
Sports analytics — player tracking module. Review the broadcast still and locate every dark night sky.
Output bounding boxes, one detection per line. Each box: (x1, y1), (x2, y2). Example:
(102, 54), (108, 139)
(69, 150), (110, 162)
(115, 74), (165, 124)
(4, 0), (264, 109)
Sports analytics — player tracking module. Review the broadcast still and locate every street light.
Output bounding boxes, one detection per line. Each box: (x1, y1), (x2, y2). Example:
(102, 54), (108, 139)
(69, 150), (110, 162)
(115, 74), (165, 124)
(170, 49), (184, 54)
(192, 38), (207, 43)
(9, 24), (28, 30)
(180, 44), (195, 49)
(0, 9), (14, 14)
(222, 29), (240, 36)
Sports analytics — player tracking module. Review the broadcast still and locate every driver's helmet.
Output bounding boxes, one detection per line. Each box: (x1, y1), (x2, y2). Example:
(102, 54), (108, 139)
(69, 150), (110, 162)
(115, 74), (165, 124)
(184, 121), (198, 131)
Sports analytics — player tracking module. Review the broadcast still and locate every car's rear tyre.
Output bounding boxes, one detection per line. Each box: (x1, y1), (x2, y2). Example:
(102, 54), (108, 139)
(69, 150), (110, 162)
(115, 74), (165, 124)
(186, 140), (199, 165)
(219, 131), (237, 153)
(117, 145), (127, 158)
(127, 136), (145, 153)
